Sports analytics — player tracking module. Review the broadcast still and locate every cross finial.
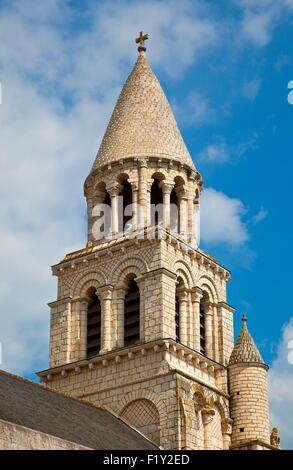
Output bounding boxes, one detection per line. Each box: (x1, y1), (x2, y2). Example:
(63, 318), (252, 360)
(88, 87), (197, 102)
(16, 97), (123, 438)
(135, 31), (149, 53)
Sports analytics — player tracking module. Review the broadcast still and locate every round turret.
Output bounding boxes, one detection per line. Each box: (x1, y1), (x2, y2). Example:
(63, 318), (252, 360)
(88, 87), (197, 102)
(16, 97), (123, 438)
(228, 315), (270, 447)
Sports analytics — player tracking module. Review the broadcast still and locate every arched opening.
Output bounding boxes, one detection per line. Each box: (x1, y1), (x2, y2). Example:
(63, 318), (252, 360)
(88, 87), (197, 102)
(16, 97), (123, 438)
(124, 278), (140, 346)
(151, 174), (164, 226)
(175, 293), (180, 342)
(93, 182), (111, 239)
(118, 176), (133, 231)
(86, 288), (102, 358)
(175, 277), (185, 343)
(170, 186), (179, 233)
(173, 176), (186, 234)
(199, 292), (209, 355)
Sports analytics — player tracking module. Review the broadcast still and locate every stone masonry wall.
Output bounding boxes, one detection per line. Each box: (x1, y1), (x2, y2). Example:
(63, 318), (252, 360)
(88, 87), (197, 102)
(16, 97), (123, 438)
(0, 419), (90, 450)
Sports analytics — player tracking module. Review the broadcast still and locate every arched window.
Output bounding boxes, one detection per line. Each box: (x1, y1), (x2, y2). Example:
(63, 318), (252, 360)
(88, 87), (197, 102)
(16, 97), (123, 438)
(151, 177), (163, 226)
(170, 186), (179, 233)
(173, 176), (186, 234)
(175, 277), (186, 343)
(87, 290), (102, 358)
(199, 291), (209, 355)
(124, 279), (140, 346)
(118, 177), (133, 231)
(175, 293), (180, 342)
(199, 300), (206, 355)
(93, 182), (111, 240)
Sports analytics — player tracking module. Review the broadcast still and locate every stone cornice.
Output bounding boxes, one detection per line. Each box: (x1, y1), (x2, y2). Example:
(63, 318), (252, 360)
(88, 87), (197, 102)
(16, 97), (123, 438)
(217, 301), (236, 313)
(52, 227), (231, 282)
(37, 338), (226, 384)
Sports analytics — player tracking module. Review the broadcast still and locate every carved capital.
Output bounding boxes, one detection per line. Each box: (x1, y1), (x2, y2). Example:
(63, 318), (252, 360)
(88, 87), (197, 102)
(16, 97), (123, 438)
(176, 288), (189, 302)
(221, 418), (233, 435)
(205, 302), (214, 316)
(107, 183), (123, 197)
(175, 185), (188, 200)
(202, 408), (215, 425)
(97, 285), (113, 301)
(191, 286), (203, 303)
(159, 181), (174, 195)
(114, 286), (127, 300)
(138, 158), (148, 168)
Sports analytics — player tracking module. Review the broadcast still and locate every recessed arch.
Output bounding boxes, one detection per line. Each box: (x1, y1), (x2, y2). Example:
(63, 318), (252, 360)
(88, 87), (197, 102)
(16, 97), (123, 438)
(120, 399), (160, 445)
(117, 172), (131, 184)
(110, 257), (148, 287)
(151, 171), (166, 182)
(72, 271), (107, 298)
(173, 175), (186, 187)
(114, 388), (168, 428)
(173, 260), (195, 288)
(196, 275), (219, 303)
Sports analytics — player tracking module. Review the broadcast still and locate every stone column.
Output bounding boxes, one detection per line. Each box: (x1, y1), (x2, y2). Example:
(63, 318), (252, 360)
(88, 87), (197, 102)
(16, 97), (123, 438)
(70, 296), (103, 362)
(160, 182), (174, 231)
(177, 288), (189, 345)
(115, 287), (127, 348)
(221, 419), (233, 450)
(131, 183), (139, 231)
(107, 184), (122, 235)
(191, 287), (203, 351)
(213, 303), (219, 362)
(193, 201), (200, 247)
(147, 183), (152, 228)
(177, 188), (188, 237)
(98, 286), (113, 353)
(205, 303), (214, 359)
(202, 409), (215, 450)
(187, 194), (194, 242)
(138, 159), (148, 227)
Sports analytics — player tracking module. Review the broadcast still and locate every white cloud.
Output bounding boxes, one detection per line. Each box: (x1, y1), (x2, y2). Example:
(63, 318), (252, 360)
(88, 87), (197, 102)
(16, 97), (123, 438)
(174, 91), (214, 127)
(251, 207), (268, 224)
(198, 133), (258, 165)
(201, 188), (249, 245)
(235, 0), (293, 47)
(198, 142), (230, 164)
(0, 0), (224, 375)
(0, 0), (289, 376)
(241, 78), (262, 100)
(269, 318), (293, 449)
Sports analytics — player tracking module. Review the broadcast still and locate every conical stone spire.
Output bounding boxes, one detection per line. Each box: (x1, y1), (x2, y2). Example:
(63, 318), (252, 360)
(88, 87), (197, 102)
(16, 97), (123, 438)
(92, 45), (195, 172)
(229, 314), (265, 366)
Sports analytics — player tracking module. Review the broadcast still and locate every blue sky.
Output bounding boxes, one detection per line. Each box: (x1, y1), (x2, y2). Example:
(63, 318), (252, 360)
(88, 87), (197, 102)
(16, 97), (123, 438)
(0, 0), (293, 448)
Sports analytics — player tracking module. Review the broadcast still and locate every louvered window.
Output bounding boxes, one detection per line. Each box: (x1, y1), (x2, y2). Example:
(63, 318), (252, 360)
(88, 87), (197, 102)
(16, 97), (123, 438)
(124, 280), (140, 346)
(175, 295), (180, 342)
(87, 293), (101, 358)
(199, 302), (206, 355)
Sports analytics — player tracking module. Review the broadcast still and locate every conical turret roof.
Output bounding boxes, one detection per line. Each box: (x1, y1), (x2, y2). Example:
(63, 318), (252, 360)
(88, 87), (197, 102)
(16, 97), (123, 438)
(92, 51), (194, 172)
(229, 315), (266, 366)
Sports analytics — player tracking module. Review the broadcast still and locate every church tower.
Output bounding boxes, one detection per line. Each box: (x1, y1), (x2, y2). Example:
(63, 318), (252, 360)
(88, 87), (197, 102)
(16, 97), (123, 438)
(38, 34), (276, 450)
